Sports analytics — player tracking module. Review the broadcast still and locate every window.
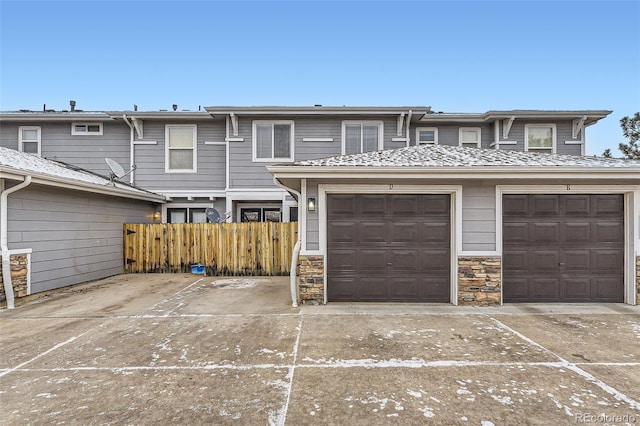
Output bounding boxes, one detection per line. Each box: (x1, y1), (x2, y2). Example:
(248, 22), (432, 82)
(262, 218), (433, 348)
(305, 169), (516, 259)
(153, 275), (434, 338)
(165, 124), (197, 172)
(240, 207), (281, 222)
(416, 127), (438, 145)
(71, 123), (103, 135)
(19, 126), (41, 155)
(459, 127), (481, 148)
(167, 207), (207, 223)
(252, 121), (294, 162)
(525, 124), (556, 153)
(342, 121), (383, 155)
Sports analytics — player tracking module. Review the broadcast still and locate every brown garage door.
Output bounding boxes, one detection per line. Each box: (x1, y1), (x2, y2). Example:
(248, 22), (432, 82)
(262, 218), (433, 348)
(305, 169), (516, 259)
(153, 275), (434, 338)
(327, 194), (450, 302)
(503, 194), (624, 303)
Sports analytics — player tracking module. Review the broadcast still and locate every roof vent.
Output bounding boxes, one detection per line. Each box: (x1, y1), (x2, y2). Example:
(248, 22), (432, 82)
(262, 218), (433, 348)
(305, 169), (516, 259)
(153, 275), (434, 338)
(172, 104), (178, 111)
(70, 100), (76, 112)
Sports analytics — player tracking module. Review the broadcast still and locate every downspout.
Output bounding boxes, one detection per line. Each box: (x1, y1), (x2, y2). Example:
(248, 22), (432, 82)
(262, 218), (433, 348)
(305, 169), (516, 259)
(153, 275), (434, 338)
(1, 176), (32, 309)
(273, 176), (301, 307)
(406, 109), (413, 146)
(122, 114), (135, 184)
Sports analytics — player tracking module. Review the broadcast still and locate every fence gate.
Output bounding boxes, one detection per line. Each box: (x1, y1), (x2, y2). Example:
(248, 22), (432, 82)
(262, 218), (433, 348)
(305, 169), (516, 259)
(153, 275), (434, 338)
(124, 222), (298, 275)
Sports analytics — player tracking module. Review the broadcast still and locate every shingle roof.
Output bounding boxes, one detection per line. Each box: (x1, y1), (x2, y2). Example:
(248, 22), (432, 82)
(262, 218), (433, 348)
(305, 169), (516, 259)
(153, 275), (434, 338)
(292, 144), (640, 168)
(0, 147), (164, 201)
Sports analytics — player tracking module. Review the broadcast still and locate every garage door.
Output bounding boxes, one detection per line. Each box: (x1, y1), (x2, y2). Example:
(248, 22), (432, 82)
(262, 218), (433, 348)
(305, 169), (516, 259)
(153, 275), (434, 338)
(503, 194), (624, 302)
(327, 194), (450, 302)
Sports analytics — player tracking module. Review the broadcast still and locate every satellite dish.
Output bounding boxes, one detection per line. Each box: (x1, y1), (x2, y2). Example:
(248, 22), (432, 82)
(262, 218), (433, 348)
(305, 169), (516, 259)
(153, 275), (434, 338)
(105, 158), (136, 183)
(105, 158), (126, 178)
(206, 208), (221, 223)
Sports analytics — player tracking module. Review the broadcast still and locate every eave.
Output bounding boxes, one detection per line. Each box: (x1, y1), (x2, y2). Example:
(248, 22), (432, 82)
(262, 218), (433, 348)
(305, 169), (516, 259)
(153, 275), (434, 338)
(0, 166), (166, 203)
(268, 165), (640, 181)
(205, 106), (431, 117)
(0, 113), (115, 122)
(419, 110), (612, 125)
(105, 111), (215, 120)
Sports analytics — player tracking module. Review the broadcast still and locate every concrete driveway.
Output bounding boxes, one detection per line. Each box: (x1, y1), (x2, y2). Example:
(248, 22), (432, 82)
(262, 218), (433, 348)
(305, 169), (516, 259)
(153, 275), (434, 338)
(1, 274), (639, 425)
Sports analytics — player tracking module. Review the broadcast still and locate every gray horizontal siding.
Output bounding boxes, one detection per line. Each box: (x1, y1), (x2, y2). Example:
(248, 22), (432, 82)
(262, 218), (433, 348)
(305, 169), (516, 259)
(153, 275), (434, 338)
(556, 120), (582, 155)
(408, 123), (494, 149)
(462, 184), (496, 252)
(0, 121), (130, 176)
(230, 116), (408, 189)
(304, 181), (498, 252)
(132, 119), (226, 191)
(230, 116), (294, 189)
(6, 184), (158, 294)
(0, 122), (19, 150)
(497, 119), (582, 155)
(305, 181), (320, 251)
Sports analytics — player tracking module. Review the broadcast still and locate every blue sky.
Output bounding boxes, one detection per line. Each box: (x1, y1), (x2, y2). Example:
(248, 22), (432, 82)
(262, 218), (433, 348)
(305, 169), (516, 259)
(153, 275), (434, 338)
(1, 0), (638, 155)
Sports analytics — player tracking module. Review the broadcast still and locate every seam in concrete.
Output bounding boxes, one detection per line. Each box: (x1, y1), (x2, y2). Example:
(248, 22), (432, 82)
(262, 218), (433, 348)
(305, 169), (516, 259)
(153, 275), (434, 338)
(487, 315), (640, 411)
(7, 360), (640, 373)
(135, 277), (204, 317)
(0, 332), (88, 378)
(276, 313), (303, 426)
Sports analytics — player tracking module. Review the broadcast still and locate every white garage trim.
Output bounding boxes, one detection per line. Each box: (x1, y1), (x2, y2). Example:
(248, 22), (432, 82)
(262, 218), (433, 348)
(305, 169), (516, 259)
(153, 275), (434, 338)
(318, 184), (463, 305)
(496, 185), (639, 305)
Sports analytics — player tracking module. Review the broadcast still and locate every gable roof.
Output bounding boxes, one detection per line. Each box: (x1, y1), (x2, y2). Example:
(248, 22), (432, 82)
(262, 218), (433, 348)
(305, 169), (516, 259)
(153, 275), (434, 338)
(0, 147), (165, 203)
(293, 144), (640, 168)
(268, 144), (640, 182)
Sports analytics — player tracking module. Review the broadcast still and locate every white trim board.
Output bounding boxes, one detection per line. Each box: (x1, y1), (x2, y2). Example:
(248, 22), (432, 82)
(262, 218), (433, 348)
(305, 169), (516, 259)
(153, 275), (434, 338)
(318, 184), (463, 305)
(302, 137), (334, 142)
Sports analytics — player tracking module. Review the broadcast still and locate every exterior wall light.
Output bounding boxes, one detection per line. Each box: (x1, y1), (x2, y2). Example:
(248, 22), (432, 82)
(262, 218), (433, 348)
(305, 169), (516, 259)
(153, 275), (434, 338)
(307, 197), (316, 212)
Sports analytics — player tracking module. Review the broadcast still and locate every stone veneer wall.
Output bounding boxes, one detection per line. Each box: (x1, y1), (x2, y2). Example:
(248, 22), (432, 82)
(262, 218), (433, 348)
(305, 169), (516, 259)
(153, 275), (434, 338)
(298, 255), (324, 303)
(0, 254), (29, 302)
(458, 256), (501, 306)
(636, 256), (640, 303)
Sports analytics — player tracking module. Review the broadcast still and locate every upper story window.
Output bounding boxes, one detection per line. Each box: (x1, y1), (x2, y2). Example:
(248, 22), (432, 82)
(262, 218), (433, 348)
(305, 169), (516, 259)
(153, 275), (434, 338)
(416, 127), (438, 145)
(165, 124), (197, 173)
(342, 121), (383, 155)
(459, 127), (481, 148)
(525, 124), (556, 153)
(71, 122), (103, 135)
(252, 121), (294, 162)
(19, 126), (41, 156)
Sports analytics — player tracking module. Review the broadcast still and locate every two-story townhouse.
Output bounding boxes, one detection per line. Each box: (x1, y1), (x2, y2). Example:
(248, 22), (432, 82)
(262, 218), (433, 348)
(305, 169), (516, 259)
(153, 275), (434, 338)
(2, 104), (639, 307)
(0, 104), (611, 225)
(263, 108), (640, 307)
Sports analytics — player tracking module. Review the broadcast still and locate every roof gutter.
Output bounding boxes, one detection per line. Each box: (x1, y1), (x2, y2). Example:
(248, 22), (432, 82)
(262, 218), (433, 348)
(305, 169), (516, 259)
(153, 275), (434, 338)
(1, 175), (32, 309)
(267, 165), (640, 177)
(272, 176), (301, 308)
(0, 166), (165, 203)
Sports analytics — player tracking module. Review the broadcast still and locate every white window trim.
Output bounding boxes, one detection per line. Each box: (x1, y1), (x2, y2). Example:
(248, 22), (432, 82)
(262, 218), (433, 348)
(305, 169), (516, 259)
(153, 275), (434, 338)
(163, 202), (214, 223)
(18, 126), (41, 156)
(341, 120), (384, 155)
(458, 127), (482, 148)
(252, 120), (295, 163)
(71, 122), (103, 135)
(525, 123), (557, 153)
(416, 127), (439, 145)
(165, 124), (198, 173)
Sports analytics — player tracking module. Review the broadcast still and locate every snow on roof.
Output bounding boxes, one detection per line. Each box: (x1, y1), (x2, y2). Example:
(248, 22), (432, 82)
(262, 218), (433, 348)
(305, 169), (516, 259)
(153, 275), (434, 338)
(0, 147), (163, 200)
(292, 144), (640, 168)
